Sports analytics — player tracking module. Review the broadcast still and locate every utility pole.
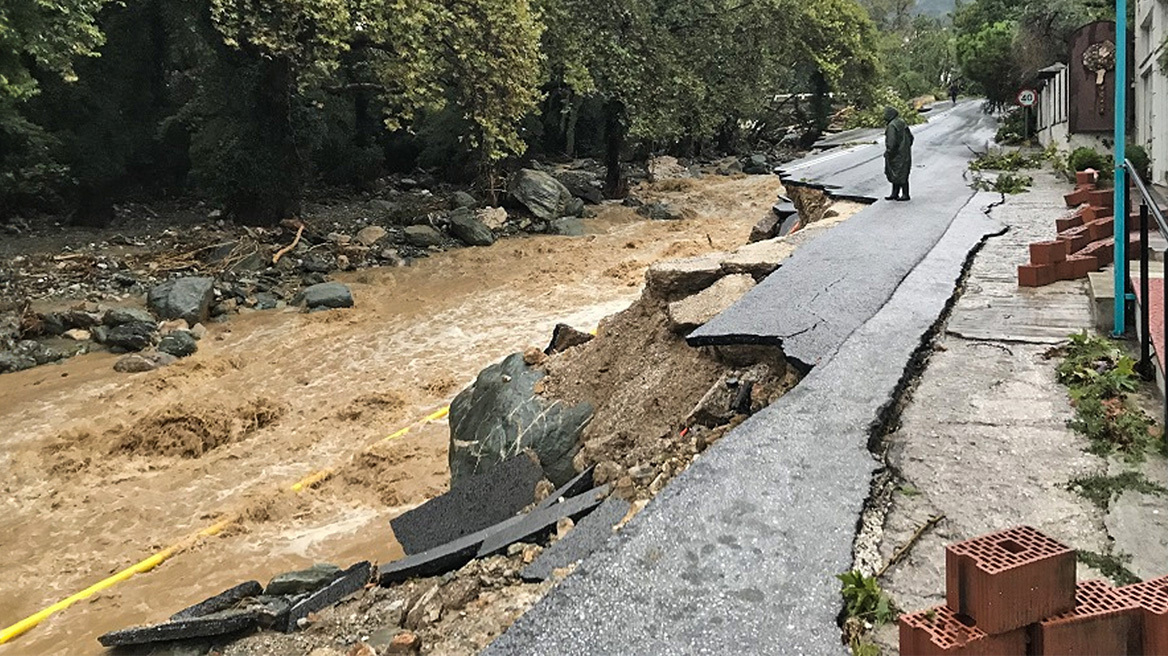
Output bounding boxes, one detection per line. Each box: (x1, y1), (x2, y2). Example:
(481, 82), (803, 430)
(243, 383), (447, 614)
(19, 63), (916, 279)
(1114, 0), (1128, 336)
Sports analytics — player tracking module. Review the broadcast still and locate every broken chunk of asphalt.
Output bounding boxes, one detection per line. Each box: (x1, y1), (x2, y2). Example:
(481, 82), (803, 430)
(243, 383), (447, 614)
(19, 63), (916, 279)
(97, 609), (259, 647)
(477, 485), (611, 558)
(521, 496), (630, 582)
(390, 455), (543, 555)
(379, 485), (611, 586)
(170, 580), (263, 620)
(534, 465), (595, 512)
(280, 560), (372, 633)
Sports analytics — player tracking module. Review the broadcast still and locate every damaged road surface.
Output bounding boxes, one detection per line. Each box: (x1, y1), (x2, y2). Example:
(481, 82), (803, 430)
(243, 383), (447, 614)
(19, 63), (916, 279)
(485, 106), (1002, 655)
(689, 101), (997, 370)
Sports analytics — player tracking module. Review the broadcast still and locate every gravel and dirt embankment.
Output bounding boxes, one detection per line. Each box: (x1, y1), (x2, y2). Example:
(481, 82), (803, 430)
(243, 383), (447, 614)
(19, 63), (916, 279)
(0, 172), (872, 655)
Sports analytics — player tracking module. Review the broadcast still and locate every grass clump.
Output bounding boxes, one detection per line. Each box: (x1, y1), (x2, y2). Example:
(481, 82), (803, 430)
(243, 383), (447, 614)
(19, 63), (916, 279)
(1050, 332), (1161, 462)
(839, 570), (897, 624)
(1076, 549), (1141, 586)
(1067, 471), (1168, 509)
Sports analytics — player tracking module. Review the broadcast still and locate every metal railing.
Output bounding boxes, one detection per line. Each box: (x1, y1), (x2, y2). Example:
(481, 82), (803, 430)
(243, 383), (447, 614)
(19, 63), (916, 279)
(1125, 159), (1168, 432)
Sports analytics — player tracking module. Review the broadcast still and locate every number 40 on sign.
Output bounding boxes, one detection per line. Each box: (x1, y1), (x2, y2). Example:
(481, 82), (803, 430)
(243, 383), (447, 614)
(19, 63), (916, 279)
(1017, 89), (1038, 107)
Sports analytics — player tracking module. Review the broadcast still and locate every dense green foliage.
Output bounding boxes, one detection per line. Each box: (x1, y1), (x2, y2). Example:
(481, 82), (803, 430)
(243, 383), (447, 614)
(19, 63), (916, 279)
(0, 0), (890, 223)
(952, 0), (1115, 108)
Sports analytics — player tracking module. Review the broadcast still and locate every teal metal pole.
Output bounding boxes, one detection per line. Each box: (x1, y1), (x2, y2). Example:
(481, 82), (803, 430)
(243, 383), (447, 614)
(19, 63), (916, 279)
(1114, 1), (1128, 337)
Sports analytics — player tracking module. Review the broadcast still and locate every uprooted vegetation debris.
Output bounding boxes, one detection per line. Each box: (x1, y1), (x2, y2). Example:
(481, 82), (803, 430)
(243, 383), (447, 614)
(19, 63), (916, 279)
(1049, 331), (1162, 462)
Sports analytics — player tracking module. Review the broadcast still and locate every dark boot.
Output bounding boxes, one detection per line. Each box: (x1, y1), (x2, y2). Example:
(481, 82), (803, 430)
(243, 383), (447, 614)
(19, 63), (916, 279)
(885, 184), (901, 201)
(898, 181), (911, 201)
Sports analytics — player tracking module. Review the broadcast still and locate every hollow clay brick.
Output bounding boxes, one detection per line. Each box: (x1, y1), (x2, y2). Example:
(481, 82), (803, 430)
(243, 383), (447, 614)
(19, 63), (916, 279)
(899, 605), (1027, 656)
(1065, 189), (1091, 208)
(1117, 575), (1168, 656)
(1030, 241), (1069, 265)
(1076, 170), (1098, 187)
(945, 526), (1076, 635)
(1087, 189), (1115, 209)
(1019, 264), (1056, 288)
(1032, 579), (1141, 655)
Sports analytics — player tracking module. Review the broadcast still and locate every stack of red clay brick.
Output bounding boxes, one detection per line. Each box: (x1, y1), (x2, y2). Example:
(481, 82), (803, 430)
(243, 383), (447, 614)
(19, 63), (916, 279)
(1018, 170), (1145, 288)
(899, 525), (1168, 654)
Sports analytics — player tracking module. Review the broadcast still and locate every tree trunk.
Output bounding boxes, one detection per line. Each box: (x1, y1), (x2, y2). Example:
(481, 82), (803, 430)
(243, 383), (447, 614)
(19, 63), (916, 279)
(234, 55), (301, 225)
(604, 99), (628, 198)
(811, 70), (831, 138)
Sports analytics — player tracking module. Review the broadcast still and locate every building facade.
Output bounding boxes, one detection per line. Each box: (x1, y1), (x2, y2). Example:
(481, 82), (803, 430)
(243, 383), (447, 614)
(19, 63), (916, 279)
(1136, 0), (1168, 183)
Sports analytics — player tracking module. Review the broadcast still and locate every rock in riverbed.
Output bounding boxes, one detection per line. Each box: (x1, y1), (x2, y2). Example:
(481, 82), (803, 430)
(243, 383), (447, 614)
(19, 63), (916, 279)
(299, 282), (354, 311)
(158, 331), (198, 358)
(148, 277), (215, 325)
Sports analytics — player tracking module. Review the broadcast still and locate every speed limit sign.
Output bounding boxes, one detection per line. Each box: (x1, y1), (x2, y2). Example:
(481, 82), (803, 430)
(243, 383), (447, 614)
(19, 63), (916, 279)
(1017, 89), (1038, 107)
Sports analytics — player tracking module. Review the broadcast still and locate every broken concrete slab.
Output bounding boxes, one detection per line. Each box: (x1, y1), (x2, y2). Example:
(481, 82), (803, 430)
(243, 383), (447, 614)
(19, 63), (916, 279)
(379, 514), (527, 586)
(667, 274), (756, 334)
(718, 238), (798, 278)
(170, 581), (263, 620)
(644, 254), (725, 301)
(534, 466), (596, 512)
(477, 485), (611, 558)
(265, 563), (342, 596)
(391, 455), (543, 555)
(521, 497), (630, 582)
(281, 561), (372, 633)
(98, 609), (259, 647)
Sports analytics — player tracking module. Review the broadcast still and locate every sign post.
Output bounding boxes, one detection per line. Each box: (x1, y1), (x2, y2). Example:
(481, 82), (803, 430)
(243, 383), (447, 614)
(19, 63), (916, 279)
(1017, 89), (1037, 143)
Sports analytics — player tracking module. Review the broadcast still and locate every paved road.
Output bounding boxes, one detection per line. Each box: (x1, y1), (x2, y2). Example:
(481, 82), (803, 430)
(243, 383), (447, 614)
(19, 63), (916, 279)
(688, 101), (997, 369)
(485, 103), (1001, 656)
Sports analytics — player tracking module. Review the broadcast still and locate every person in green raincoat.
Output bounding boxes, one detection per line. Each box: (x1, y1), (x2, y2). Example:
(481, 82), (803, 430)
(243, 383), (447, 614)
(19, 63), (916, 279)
(884, 106), (914, 201)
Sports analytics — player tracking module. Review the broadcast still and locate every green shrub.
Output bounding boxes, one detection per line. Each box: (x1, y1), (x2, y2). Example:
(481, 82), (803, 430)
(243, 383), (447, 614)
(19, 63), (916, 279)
(838, 570), (897, 625)
(1127, 143), (1152, 181)
(1069, 147), (1114, 179)
(995, 108), (1035, 145)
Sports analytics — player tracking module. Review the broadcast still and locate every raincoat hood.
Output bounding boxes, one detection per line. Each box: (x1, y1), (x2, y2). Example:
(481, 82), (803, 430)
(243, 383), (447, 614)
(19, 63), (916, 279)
(883, 106), (899, 124)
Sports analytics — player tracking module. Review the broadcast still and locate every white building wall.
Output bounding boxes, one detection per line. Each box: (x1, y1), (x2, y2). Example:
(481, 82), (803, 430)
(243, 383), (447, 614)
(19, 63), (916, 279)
(1135, 0), (1168, 183)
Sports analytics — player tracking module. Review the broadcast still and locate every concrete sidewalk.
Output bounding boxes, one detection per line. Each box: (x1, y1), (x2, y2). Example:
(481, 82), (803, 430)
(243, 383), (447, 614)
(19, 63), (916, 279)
(869, 171), (1168, 652)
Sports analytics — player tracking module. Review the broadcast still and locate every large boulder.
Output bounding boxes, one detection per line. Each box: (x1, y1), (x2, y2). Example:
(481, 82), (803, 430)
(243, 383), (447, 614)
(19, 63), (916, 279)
(508, 169), (574, 221)
(636, 201), (686, 221)
(554, 170), (604, 204)
(667, 274), (757, 333)
(548, 218), (585, 236)
(147, 277), (215, 325)
(449, 353), (593, 487)
(451, 191), (478, 209)
(448, 209), (496, 246)
(299, 282), (354, 310)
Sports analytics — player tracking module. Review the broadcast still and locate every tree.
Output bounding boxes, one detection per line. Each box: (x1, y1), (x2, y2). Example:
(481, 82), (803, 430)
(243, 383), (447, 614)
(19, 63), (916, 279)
(0, 0), (111, 99)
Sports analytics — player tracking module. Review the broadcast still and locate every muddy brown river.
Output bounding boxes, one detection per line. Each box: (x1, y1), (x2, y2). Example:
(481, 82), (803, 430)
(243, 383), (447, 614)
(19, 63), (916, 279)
(0, 176), (787, 654)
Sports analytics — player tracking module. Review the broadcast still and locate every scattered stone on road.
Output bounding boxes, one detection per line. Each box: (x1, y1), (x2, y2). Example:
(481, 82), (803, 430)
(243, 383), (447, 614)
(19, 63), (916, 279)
(266, 563), (342, 596)
(148, 277), (215, 325)
(299, 282), (354, 311)
(667, 274), (756, 333)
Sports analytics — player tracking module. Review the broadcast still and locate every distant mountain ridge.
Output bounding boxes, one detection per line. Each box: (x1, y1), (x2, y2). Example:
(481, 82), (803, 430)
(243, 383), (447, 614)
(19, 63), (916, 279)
(914, 0), (956, 16)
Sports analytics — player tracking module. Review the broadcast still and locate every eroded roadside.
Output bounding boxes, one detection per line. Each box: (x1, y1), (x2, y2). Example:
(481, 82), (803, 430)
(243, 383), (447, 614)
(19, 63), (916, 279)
(0, 174), (864, 654)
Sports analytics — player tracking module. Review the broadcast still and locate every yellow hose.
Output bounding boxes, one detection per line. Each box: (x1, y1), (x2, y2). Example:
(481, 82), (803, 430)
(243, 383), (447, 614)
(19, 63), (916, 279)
(0, 404), (453, 645)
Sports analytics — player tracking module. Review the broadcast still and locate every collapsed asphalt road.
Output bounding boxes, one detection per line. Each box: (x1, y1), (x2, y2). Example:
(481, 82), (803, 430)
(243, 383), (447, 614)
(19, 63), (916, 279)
(484, 102), (1003, 655)
(689, 101), (997, 368)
